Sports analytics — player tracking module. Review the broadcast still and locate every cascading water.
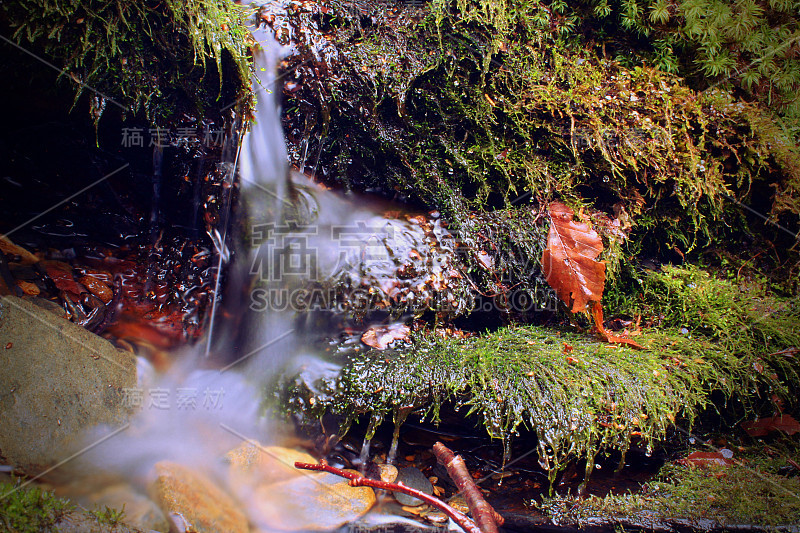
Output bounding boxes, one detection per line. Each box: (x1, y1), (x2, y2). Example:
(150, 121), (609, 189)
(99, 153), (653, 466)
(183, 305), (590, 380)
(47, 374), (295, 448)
(56, 5), (465, 530)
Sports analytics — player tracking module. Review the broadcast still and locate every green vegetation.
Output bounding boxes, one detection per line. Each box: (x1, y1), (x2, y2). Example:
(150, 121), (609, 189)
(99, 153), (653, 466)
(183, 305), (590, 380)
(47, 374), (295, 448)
(268, 0), (800, 487)
(1, 0), (253, 125)
(538, 443), (800, 526)
(6, 0), (798, 509)
(0, 481), (73, 533)
(560, 0), (800, 123)
(89, 504), (126, 528)
(279, 265), (800, 485)
(279, 0), (800, 293)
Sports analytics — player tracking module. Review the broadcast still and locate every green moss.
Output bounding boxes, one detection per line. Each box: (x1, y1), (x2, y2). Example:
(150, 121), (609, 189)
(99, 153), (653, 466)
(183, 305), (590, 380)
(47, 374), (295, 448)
(280, 0), (800, 276)
(89, 504), (126, 527)
(1, 0), (253, 125)
(0, 481), (74, 533)
(278, 264), (799, 487)
(538, 443), (800, 526)
(609, 264), (800, 407)
(280, 322), (797, 486)
(557, 1), (800, 125)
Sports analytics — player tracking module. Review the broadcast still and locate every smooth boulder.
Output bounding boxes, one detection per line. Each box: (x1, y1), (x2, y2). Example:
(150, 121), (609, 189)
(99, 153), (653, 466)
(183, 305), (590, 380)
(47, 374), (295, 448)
(0, 296), (137, 475)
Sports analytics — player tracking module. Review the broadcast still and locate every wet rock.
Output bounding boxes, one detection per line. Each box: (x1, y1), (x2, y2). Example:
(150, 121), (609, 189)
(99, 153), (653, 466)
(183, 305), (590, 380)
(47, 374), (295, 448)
(393, 467), (433, 506)
(244, 470), (376, 531)
(226, 441), (316, 485)
(149, 461), (248, 533)
(53, 511), (147, 533)
(0, 295), (137, 476)
(377, 463), (399, 483)
(227, 442), (376, 530)
(86, 483), (169, 532)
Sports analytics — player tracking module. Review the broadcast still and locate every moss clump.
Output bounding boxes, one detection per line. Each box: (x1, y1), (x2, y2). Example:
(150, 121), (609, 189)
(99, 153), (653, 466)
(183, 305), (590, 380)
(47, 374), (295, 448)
(89, 504), (126, 527)
(0, 481), (73, 533)
(272, 0), (799, 292)
(1, 0), (253, 125)
(557, 0), (800, 125)
(610, 264), (800, 408)
(538, 443), (800, 527)
(279, 266), (799, 485)
(280, 322), (797, 485)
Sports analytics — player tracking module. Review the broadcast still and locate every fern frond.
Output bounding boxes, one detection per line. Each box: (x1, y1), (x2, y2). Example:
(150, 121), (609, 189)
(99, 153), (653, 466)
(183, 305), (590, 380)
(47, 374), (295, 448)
(650, 0), (671, 23)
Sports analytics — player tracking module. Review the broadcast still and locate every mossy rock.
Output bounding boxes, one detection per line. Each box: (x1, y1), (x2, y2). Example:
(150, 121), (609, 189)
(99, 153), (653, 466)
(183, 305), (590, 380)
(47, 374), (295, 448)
(538, 442), (800, 528)
(1, 0), (253, 125)
(277, 265), (800, 484)
(272, 0), (800, 267)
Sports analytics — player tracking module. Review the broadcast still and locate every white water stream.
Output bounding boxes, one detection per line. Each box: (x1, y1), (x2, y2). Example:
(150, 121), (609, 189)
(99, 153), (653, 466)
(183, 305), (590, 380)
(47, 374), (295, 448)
(56, 6), (453, 531)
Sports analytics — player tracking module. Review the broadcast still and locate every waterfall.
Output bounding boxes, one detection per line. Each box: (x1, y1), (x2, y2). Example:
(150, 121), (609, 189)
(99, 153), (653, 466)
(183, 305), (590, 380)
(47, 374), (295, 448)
(61, 5), (461, 529)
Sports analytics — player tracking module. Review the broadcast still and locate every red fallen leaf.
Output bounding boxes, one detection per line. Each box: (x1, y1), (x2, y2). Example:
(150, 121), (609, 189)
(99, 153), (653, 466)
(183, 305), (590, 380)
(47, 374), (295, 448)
(591, 302), (644, 349)
(542, 201), (605, 313)
(44, 266), (85, 295)
(741, 414), (800, 437)
(16, 280), (40, 296)
(78, 275), (113, 303)
(362, 323), (411, 350)
(679, 451), (733, 467)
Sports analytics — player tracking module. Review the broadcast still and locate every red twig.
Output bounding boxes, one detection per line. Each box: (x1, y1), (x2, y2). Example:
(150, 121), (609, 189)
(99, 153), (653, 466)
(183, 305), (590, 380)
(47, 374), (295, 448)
(294, 460), (483, 533)
(432, 442), (504, 533)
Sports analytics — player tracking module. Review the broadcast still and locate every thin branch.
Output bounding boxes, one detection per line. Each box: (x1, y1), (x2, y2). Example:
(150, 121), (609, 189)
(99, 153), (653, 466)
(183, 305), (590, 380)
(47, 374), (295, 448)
(294, 460), (484, 533)
(432, 442), (504, 533)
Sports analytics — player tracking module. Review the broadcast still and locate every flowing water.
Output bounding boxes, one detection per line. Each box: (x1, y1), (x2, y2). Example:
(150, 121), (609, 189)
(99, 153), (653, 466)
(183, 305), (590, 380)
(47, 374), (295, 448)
(55, 6), (460, 530)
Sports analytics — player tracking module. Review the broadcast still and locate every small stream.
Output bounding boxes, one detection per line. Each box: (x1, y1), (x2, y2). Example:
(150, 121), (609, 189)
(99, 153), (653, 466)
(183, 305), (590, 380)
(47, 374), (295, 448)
(49, 6), (469, 531)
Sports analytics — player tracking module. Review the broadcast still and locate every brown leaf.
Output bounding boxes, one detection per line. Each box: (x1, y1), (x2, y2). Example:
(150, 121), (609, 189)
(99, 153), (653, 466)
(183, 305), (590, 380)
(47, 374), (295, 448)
(679, 451), (733, 467)
(542, 201), (605, 312)
(741, 415), (800, 437)
(361, 323), (411, 350)
(16, 280), (40, 296)
(78, 275), (113, 303)
(0, 236), (39, 265)
(44, 266), (85, 295)
(591, 302), (644, 349)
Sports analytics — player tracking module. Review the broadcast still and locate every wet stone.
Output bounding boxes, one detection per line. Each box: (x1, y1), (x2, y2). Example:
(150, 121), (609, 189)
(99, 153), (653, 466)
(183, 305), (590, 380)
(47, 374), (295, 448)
(149, 461), (248, 533)
(0, 295), (137, 476)
(226, 441), (316, 486)
(244, 470), (376, 531)
(393, 467), (433, 506)
(86, 483), (169, 532)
